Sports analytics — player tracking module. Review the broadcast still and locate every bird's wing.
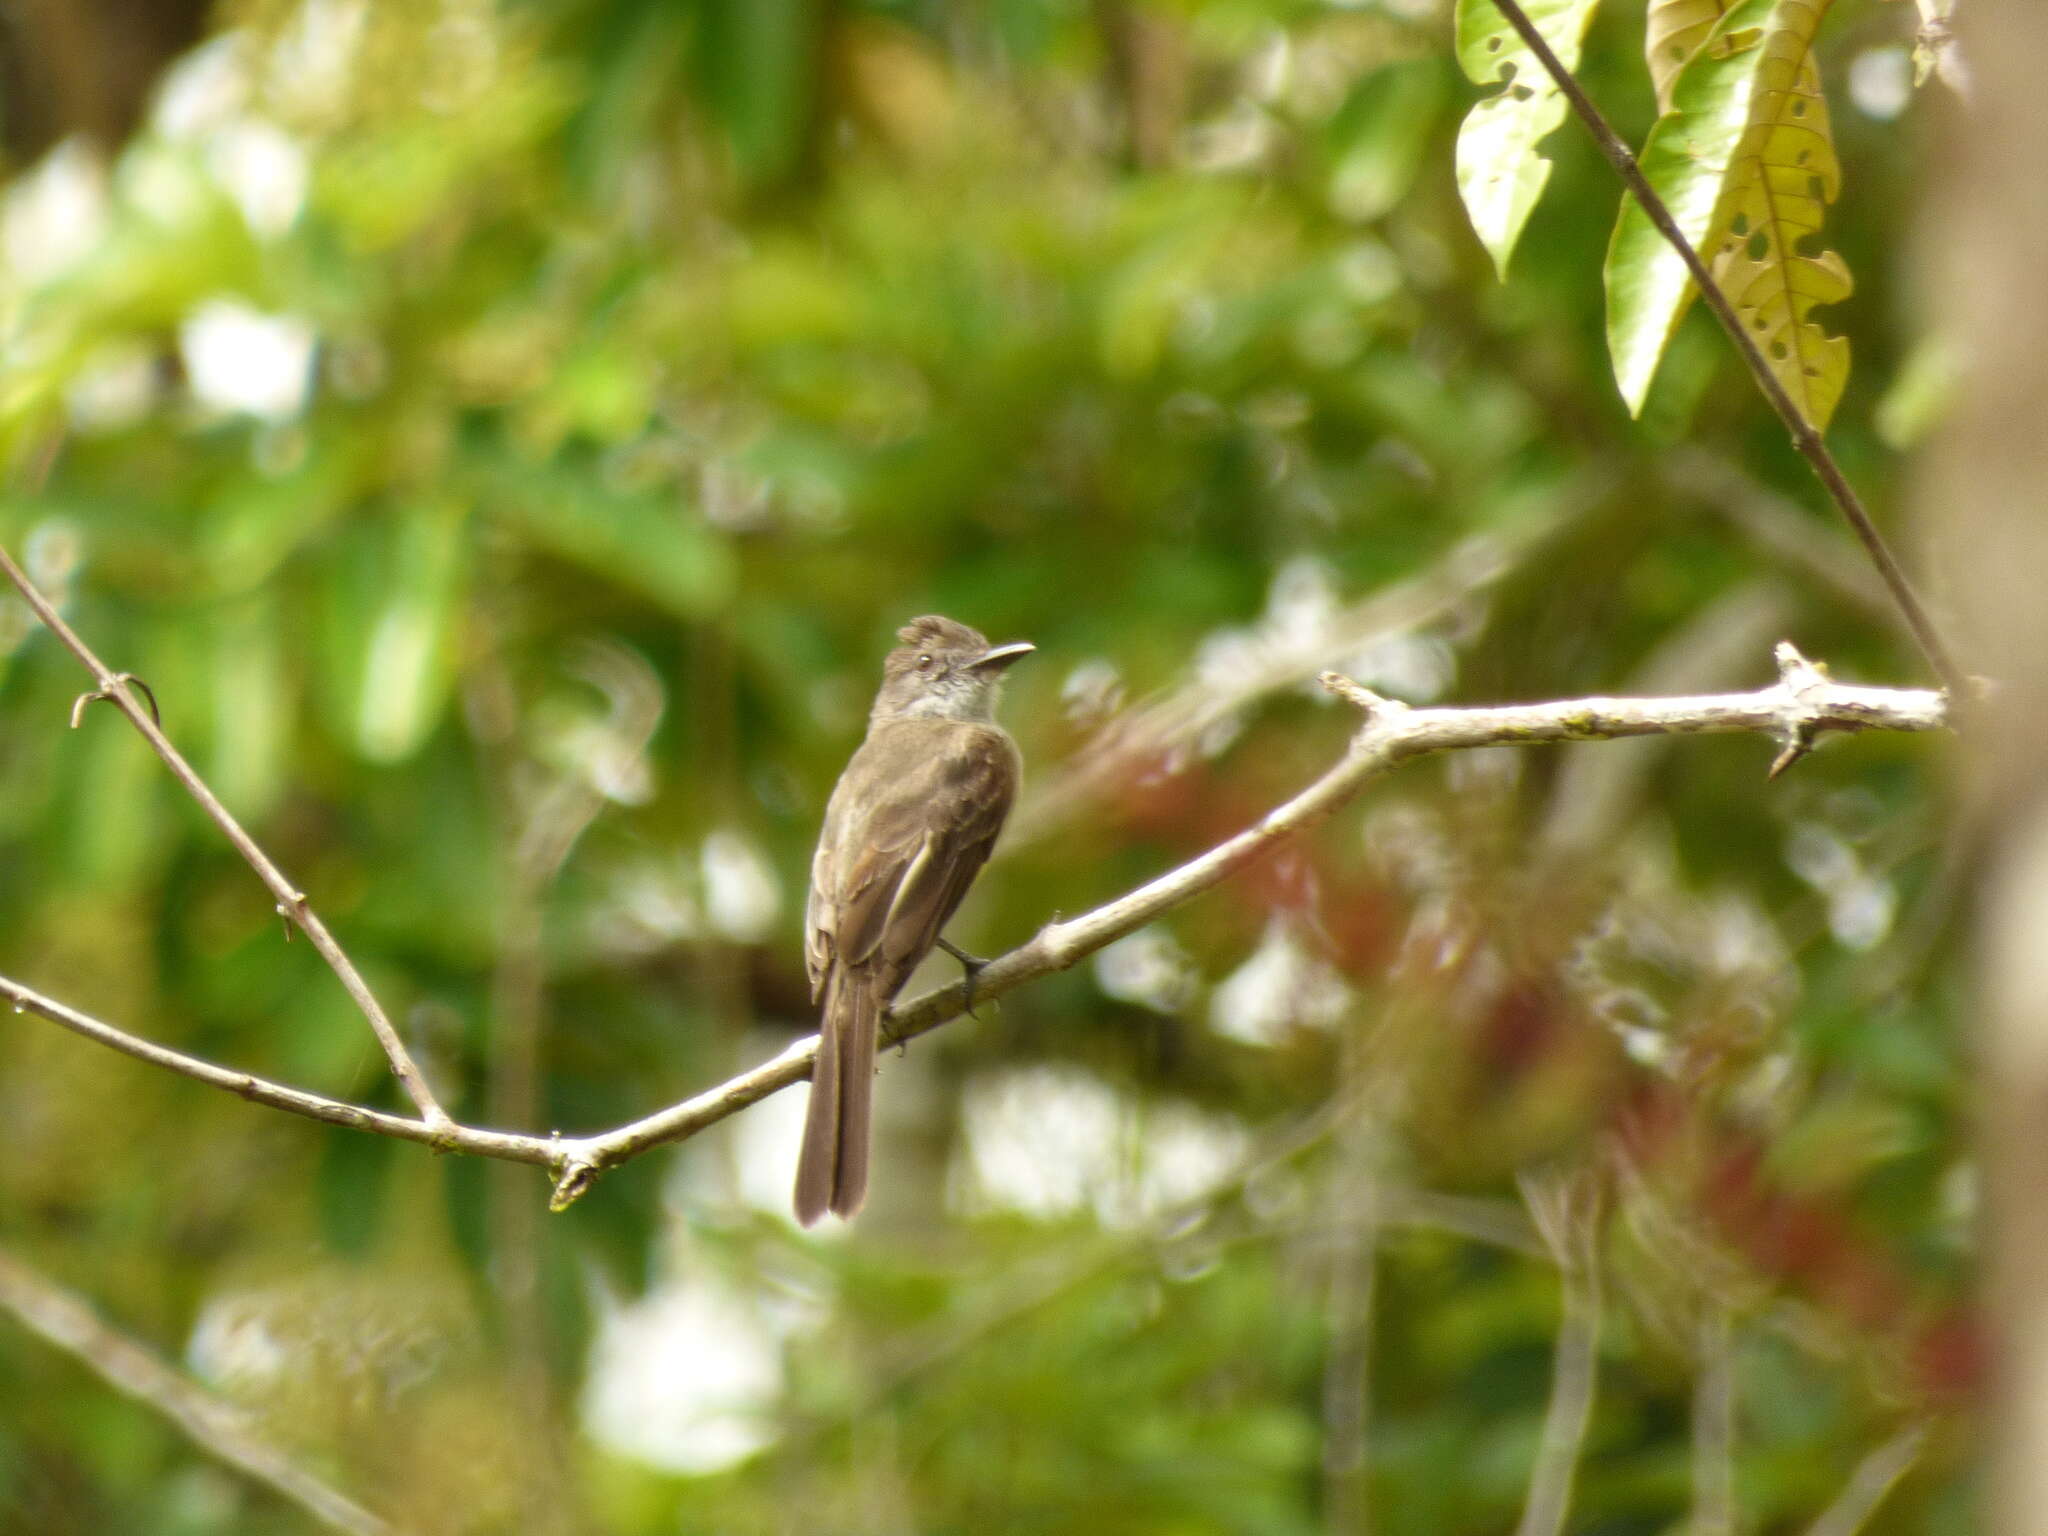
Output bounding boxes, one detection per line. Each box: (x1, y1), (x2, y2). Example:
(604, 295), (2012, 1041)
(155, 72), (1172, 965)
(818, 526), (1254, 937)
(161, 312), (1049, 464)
(814, 720), (1020, 1000)
(804, 835), (838, 1002)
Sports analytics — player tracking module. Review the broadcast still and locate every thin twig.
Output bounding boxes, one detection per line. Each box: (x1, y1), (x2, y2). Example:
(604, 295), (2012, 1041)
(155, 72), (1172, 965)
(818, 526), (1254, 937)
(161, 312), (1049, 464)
(1482, 0), (1966, 699)
(1378, 1188), (1543, 1257)
(0, 972), (546, 1161)
(0, 540), (450, 1129)
(0, 1245), (400, 1536)
(1515, 1169), (1605, 1536)
(1319, 1025), (1381, 1536)
(838, 1102), (1355, 1424)
(4, 645), (1948, 1206)
(482, 638), (662, 1528)
(1691, 1307), (1738, 1536)
(1664, 449), (1894, 622)
(1802, 1421), (1930, 1536)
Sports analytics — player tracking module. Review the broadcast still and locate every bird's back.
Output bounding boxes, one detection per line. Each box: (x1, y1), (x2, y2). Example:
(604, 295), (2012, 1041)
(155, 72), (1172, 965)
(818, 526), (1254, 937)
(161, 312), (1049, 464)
(805, 716), (1020, 1005)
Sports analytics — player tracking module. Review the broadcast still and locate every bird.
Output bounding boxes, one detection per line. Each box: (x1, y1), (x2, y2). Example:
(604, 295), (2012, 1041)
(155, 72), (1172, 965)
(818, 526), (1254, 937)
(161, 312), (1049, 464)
(794, 615), (1033, 1224)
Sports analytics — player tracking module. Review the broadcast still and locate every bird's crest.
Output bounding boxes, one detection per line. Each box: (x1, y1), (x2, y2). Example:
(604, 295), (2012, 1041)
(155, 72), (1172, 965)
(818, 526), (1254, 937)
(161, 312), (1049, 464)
(895, 615), (988, 654)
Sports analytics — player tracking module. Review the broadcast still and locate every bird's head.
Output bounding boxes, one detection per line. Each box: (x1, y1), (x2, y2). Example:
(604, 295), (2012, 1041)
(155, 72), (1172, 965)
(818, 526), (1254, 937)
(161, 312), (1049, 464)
(872, 615), (1033, 724)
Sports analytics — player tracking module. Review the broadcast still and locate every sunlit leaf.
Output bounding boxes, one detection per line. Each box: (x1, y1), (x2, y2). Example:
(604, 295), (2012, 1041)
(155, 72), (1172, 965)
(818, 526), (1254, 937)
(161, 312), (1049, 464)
(1454, 0), (1602, 278)
(1605, 0), (1772, 415)
(1647, 0), (1735, 112)
(1911, 0), (1960, 88)
(1699, 1), (1852, 432)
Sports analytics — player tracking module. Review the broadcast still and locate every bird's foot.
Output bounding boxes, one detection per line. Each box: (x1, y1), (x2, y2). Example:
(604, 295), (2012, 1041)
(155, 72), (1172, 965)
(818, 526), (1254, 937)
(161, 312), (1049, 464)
(937, 937), (990, 1018)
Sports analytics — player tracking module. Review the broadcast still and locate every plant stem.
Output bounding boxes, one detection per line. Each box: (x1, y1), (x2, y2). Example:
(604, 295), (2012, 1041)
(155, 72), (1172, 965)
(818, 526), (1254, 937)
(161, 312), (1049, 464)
(1484, 0), (1967, 699)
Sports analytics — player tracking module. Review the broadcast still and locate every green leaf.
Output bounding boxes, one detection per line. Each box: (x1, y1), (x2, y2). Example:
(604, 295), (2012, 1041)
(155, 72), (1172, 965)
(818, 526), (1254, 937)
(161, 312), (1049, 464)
(206, 594), (289, 821)
(317, 1122), (395, 1256)
(1606, 0), (1850, 428)
(1454, 0), (1603, 278)
(1328, 58), (1449, 224)
(1647, 0), (1736, 112)
(690, 0), (824, 186)
(1764, 1092), (1924, 1195)
(485, 461), (736, 619)
(356, 500), (471, 764)
(1604, 0), (1776, 417)
(1874, 332), (1960, 449)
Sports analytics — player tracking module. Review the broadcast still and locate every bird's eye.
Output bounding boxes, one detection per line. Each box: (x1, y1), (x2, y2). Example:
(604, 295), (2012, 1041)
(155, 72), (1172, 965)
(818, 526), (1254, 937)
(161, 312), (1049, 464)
(917, 654), (933, 670)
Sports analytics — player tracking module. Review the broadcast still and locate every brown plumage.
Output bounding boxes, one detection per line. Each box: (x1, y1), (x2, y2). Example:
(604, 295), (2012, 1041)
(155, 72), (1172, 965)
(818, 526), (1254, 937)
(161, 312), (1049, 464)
(794, 616), (1031, 1224)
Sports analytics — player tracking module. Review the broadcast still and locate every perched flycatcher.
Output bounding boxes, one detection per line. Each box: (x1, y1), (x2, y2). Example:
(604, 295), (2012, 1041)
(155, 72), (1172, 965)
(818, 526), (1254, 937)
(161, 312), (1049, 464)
(794, 615), (1033, 1224)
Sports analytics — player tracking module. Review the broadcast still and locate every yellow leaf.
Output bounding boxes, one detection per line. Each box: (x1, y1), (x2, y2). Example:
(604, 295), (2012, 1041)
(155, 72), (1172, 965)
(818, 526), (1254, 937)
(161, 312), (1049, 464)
(1701, 2), (1852, 432)
(1647, 0), (1735, 111)
(1606, 0), (1849, 429)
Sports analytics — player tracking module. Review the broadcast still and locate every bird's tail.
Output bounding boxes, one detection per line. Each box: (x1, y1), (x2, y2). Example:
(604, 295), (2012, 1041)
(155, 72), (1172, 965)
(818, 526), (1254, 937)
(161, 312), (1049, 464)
(793, 971), (877, 1225)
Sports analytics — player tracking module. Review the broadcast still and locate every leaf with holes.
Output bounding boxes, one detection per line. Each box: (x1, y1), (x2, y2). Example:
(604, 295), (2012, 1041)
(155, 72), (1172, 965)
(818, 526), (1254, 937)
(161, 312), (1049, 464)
(1454, 0), (1603, 278)
(1646, 0), (1735, 111)
(1703, 3), (1850, 430)
(1606, 0), (1848, 428)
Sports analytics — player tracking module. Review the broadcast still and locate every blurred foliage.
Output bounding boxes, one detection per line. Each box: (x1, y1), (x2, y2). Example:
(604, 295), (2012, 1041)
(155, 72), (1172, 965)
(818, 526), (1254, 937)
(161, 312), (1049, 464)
(0, 1), (1967, 1533)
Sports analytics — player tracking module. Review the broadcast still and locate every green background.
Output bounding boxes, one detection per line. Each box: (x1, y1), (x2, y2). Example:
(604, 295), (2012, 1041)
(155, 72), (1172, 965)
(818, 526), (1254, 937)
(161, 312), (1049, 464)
(0, 1), (1966, 1531)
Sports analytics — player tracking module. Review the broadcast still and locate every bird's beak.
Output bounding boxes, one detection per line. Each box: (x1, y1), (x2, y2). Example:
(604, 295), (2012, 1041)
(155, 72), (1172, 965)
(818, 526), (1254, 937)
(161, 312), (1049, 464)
(970, 641), (1035, 672)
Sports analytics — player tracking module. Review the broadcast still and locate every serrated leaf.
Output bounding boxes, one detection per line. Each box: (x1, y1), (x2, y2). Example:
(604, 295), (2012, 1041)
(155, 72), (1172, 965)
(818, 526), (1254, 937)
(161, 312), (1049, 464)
(1701, 6), (1852, 431)
(1646, 0), (1735, 111)
(1606, 0), (1848, 428)
(1454, 0), (1603, 278)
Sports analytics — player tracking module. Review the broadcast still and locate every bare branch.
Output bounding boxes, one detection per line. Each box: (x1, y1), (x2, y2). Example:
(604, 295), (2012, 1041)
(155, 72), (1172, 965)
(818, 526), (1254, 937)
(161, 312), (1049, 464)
(1539, 581), (1793, 860)
(0, 1245), (400, 1536)
(1482, 0), (1966, 699)
(1378, 1187), (1542, 1258)
(0, 972), (550, 1167)
(0, 539), (450, 1129)
(3, 649), (1949, 1205)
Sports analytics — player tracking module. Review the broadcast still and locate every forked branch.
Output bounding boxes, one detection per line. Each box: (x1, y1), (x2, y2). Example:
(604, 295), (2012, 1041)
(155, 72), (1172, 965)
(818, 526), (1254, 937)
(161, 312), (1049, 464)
(0, 541), (450, 1129)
